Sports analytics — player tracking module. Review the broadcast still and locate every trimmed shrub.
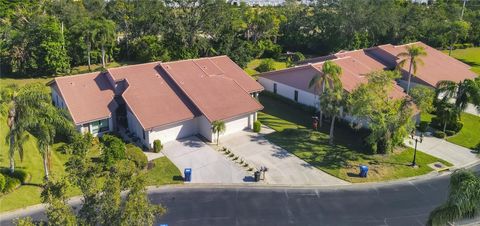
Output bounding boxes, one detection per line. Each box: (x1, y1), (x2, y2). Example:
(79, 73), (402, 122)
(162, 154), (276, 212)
(433, 131), (446, 139)
(417, 121), (429, 132)
(256, 58), (275, 73)
(0, 169), (28, 184)
(125, 144), (148, 169)
(0, 174), (5, 192)
(153, 139), (163, 153)
(445, 130), (456, 136)
(253, 121), (261, 132)
(3, 177), (20, 193)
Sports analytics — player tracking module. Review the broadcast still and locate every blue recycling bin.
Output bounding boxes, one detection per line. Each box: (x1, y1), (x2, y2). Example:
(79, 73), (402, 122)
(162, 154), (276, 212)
(359, 165), (368, 178)
(184, 168), (192, 182)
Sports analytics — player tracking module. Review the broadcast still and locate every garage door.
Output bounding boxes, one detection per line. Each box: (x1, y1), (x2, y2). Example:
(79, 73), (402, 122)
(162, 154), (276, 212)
(223, 115), (249, 137)
(149, 119), (197, 145)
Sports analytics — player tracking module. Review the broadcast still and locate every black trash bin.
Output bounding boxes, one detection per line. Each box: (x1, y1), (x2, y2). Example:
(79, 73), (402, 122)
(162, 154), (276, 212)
(254, 171), (261, 182)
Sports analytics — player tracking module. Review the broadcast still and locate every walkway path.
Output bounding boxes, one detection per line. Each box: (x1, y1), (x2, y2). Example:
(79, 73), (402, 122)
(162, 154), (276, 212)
(405, 134), (478, 168)
(219, 126), (349, 186)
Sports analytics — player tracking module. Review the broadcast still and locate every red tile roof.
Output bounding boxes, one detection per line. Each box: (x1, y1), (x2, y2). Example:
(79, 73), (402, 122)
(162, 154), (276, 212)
(372, 42), (478, 87)
(261, 57), (406, 99)
(209, 56), (264, 93)
(52, 72), (116, 125)
(108, 62), (197, 130)
(51, 56), (262, 129)
(160, 58), (263, 122)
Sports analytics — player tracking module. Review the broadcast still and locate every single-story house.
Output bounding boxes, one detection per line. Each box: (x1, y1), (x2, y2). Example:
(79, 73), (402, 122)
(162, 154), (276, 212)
(49, 56), (264, 148)
(258, 41), (477, 123)
(300, 42), (477, 90)
(258, 54), (410, 124)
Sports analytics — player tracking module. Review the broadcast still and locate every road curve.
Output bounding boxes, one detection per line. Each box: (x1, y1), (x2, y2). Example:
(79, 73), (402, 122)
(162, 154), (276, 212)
(2, 166), (479, 226)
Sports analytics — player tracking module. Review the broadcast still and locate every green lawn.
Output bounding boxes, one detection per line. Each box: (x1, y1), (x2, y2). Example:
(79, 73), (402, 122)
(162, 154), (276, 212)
(0, 115), (181, 212)
(244, 59), (288, 76)
(447, 113), (480, 149)
(420, 112), (435, 123)
(258, 94), (451, 183)
(443, 47), (480, 75)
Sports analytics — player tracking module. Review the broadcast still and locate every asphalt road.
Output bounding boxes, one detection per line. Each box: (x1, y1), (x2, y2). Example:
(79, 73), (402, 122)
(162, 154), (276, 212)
(3, 168), (479, 226)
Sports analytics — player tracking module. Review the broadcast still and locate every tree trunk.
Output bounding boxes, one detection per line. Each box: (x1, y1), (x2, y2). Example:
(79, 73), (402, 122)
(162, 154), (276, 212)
(43, 150), (49, 181)
(8, 108), (15, 173)
(329, 115), (336, 145)
(101, 44), (106, 68)
(406, 58), (413, 94)
(443, 119), (447, 133)
(319, 80), (326, 128)
(9, 155), (14, 173)
(87, 43), (92, 71)
(216, 132), (220, 146)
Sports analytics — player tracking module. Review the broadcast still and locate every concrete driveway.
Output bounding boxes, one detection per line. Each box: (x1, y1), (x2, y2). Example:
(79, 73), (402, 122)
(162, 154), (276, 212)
(219, 127), (349, 186)
(161, 136), (249, 184)
(405, 134), (478, 168)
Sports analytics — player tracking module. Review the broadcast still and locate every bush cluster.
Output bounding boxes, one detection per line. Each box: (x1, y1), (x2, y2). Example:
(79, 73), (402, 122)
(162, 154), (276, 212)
(256, 58), (276, 73)
(125, 144), (148, 169)
(430, 117), (463, 133)
(433, 131), (446, 139)
(0, 168), (28, 183)
(0, 169), (28, 193)
(445, 130), (456, 137)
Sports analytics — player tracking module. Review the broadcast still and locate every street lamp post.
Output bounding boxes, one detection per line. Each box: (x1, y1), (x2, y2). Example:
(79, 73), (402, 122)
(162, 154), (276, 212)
(410, 131), (424, 167)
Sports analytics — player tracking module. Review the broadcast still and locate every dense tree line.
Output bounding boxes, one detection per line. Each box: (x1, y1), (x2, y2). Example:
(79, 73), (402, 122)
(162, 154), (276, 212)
(0, 0), (478, 77)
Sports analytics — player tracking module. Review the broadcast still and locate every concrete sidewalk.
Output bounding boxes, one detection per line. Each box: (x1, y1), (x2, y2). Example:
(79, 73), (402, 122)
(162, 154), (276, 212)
(405, 135), (478, 168)
(218, 127), (349, 186)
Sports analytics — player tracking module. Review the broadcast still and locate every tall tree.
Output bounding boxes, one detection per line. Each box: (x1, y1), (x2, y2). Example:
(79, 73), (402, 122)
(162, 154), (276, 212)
(436, 79), (480, 117)
(211, 120), (226, 145)
(1, 84), (53, 173)
(94, 18), (116, 68)
(319, 77), (345, 145)
(397, 44), (427, 94)
(435, 100), (459, 133)
(349, 71), (414, 154)
(428, 170), (480, 226)
(447, 20), (470, 56)
(40, 179), (77, 226)
(309, 60), (343, 128)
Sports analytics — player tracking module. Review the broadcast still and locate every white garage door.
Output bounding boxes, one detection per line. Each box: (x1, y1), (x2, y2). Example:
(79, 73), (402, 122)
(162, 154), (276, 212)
(148, 119), (197, 146)
(223, 114), (249, 137)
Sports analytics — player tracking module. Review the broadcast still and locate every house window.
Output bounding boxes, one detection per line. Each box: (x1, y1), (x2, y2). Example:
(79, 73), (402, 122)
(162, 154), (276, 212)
(90, 119), (109, 134)
(294, 90), (298, 102)
(273, 83), (277, 94)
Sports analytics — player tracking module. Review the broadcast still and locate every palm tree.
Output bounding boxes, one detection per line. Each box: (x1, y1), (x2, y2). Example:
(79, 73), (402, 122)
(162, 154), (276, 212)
(397, 45), (427, 94)
(308, 60), (343, 128)
(0, 85), (34, 173)
(319, 82), (344, 145)
(211, 121), (226, 146)
(436, 100), (459, 133)
(428, 170), (480, 226)
(436, 79), (480, 118)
